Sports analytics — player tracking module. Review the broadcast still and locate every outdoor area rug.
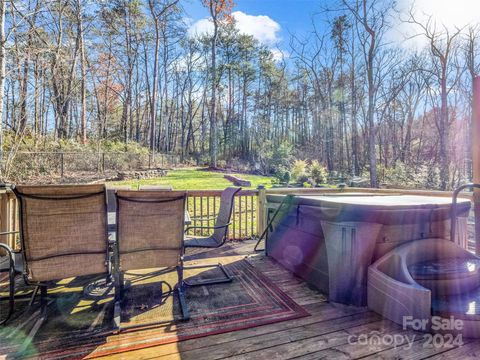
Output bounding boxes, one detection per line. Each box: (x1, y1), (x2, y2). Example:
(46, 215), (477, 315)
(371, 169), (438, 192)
(0, 257), (309, 359)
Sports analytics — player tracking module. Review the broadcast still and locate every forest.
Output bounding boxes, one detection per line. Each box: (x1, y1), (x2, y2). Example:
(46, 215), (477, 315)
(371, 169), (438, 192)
(0, 0), (478, 189)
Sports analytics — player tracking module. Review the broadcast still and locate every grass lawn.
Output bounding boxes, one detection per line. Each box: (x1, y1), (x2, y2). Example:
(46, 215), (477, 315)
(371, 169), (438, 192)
(110, 168), (274, 190)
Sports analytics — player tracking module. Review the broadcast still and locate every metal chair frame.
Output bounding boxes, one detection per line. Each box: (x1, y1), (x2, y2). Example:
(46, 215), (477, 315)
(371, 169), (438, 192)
(2, 186), (110, 330)
(0, 242), (19, 325)
(113, 192), (190, 331)
(183, 187), (241, 286)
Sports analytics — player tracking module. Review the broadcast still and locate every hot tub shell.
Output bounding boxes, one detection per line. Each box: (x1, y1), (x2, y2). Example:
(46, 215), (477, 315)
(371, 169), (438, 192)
(368, 237), (480, 338)
(265, 194), (470, 306)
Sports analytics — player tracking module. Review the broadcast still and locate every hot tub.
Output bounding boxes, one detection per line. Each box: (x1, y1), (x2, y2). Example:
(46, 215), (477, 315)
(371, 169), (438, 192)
(265, 193), (471, 306)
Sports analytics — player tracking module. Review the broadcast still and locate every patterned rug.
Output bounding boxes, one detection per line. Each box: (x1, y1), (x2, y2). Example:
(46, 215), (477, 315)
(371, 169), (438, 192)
(0, 257), (309, 359)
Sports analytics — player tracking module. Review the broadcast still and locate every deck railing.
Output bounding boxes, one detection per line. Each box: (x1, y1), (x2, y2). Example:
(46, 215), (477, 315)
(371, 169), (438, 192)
(0, 189), (20, 250)
(185, 189), (259, 240)
(0, 188), (263, 245)
(0, 186), (474, 247)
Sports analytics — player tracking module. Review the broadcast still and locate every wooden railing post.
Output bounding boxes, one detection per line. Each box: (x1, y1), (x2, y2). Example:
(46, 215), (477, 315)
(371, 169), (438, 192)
(0, 191), (7, 248)
(0, 190), (17, 250)
(256, 185), (266, 237)
(8, 192), (17, 249)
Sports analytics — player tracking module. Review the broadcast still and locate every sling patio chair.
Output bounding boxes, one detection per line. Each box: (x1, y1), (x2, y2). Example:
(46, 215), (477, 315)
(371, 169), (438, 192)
(114, 190), (189, 330)
(9, 184), (109, 328)
(183, 187), (241, 286)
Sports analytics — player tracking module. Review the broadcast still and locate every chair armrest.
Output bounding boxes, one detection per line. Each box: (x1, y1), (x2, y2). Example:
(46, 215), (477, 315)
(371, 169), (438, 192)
(0, 231), (19, 236)
(184, 222), (231, 233)
(0, 243), (15, 271)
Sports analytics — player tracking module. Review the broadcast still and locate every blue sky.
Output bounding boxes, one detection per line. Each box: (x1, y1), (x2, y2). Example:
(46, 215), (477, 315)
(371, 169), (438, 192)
(182, 0), (480, 53)
(182, 0), (330, 46)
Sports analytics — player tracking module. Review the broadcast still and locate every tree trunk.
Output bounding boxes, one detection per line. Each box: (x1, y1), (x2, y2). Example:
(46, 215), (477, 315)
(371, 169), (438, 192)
(77, 0), (87, 144)
(209, 9), (218, 167)
(0, 0), (5, 175)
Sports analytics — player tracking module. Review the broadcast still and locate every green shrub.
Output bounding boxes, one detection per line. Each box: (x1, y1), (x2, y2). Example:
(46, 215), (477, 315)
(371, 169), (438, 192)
(291, 159), (308, 181)
(270, 142), (294, 174)
(424, 166), (440, 190)
(273, 165), (289, 184)
(309, 160), (328, 184)
(216, 160), (227, 169)
(297, 173), (309, 184)
(378, 162), (433, 189)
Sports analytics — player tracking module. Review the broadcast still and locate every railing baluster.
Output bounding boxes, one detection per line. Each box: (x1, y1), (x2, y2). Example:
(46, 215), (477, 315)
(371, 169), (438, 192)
(207, 195), (210, 231)
(240, 196), (243, 239)
(244, 195), (248, 239)
(232, 196), (236, 240)
(216, 195), (221, 237)
(16, 196), (19, 247)
(186, 194), (190, 236)
(200, 196), (204, 236)
(7, 195), (11, 248)
(237, 195), (241, 239)
(8, 196), (13, 248)
(184, 190), (259, 240)
(193, 196), (197, 236)
(241, 196), (244, 239)
(250, 195), (255, 238)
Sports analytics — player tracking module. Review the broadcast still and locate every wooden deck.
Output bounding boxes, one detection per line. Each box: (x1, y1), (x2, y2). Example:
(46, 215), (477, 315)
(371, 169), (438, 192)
(95, 240), (480, 360)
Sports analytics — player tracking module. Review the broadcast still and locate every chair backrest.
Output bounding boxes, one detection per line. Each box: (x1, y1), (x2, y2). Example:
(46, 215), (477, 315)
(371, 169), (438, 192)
(14, 184), (108, 282)
(139, 185), (173, 191)
(212, 187), (241, 244)
(116, 190), (186, 271)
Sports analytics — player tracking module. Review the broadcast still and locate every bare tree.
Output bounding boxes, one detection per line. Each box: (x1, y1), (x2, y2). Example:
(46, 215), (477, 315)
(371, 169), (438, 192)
(407, 11), (463, 190)
(202, 0), (234, 167)
(340, 0), (394, 187)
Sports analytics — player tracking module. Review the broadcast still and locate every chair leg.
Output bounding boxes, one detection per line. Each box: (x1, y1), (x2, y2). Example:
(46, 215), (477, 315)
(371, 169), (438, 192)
(39, 286), (47, 315)
(113, 301), (121, 331)
(176, 266), (189, 321)
(28, 286), (40, 307)
(113, 271), (122, 331)
(17, 286), (48, 356)
(0, 266), (15, 326)
(114, 272), (124, 301)
(183, 263), (232, 287)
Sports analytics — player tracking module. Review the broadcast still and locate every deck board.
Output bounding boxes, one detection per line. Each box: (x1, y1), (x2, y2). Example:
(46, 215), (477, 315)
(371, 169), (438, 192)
(96, 240), (475, 359)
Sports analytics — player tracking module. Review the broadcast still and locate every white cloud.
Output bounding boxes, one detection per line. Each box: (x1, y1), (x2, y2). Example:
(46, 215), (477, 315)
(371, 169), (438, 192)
(232, 11), (280, 46)
(406, 0), (480, 28)
(270, 48), (289, 62)
(188, 18), (213, 38)
(188, 11), (281, 46)
(389, 0), (480, 49)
